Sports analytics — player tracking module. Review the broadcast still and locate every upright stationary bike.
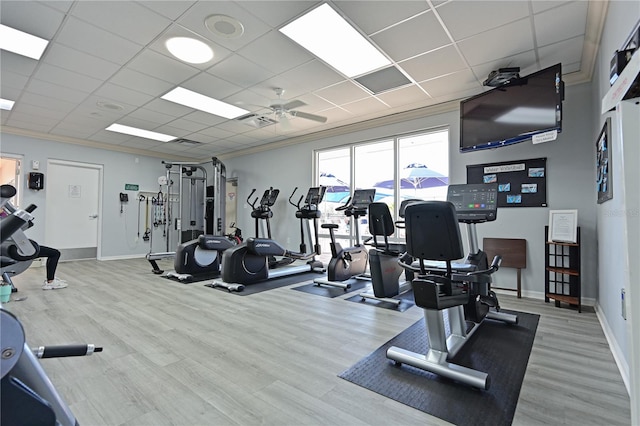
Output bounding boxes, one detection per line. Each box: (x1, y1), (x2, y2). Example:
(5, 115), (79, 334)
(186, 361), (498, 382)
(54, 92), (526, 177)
(314, 189), (375, 290)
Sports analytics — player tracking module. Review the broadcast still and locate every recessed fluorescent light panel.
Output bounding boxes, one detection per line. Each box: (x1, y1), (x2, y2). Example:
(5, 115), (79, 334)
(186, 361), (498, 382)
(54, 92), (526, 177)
(279, 3), (391, 78)
(0, 98), (15, 111)
(165, 37), (214, 64)
(161, 87), (250, 119)
(0, 24), (49, 60)
(105, 124), (176, 142)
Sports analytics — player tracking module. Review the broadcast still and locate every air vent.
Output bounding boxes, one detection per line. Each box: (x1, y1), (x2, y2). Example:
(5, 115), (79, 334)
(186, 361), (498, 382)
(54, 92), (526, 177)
(237, 113), (277, 128)
(173, 138), (203, 145)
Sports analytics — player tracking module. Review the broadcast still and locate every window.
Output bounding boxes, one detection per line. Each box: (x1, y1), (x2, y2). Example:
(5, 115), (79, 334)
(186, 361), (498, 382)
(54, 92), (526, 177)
(315, 128), (449, 246)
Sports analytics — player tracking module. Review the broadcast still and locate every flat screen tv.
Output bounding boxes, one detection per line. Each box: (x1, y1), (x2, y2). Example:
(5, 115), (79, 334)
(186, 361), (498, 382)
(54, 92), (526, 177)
(460, 63), (563, 153)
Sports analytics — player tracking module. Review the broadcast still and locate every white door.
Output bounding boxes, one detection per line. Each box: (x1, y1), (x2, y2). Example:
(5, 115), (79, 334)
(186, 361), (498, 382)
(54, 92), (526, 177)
(45, 160), (102, 259)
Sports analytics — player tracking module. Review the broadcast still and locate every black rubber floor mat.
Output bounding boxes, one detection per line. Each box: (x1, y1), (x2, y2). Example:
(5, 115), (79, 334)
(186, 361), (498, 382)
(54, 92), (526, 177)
(339, 310), (539, 426)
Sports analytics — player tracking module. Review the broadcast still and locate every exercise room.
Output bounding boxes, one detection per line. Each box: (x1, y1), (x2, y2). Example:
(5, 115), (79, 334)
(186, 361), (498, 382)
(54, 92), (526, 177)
(1, 1), (639, 425)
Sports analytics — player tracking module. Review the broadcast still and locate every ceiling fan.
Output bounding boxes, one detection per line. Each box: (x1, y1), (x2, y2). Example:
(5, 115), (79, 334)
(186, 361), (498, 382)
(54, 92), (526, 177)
(265, 88), (328, 129)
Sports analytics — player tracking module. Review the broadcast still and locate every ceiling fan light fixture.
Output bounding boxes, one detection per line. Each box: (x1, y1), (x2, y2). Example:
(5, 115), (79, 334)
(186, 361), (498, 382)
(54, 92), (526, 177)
(165, 37), (213, 64)
(280, 3), (390, 78)
(205, 14), (244, 39)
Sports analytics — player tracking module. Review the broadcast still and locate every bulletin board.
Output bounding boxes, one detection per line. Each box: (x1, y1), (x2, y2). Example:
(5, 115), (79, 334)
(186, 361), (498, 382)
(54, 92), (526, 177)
(466, 157), (547, 207)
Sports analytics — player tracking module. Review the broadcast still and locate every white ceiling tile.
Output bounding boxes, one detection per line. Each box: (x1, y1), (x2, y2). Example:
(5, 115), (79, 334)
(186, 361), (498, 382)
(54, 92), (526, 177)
(181, 110), (228, 126)
(1, 0), (65, 39)
(127, 108), (177, 127)
(32, 63), (103, 93)
(376, 85), (431, 108)
(238, 30), (314, 74)
(19, 91), (78, 114)
(206, 54), (274, 89)
(163, 117), (209, 133)
(371, 11), (451, 62)
(458, 18), (535, 66)
(55, 17), (142, 65)
(42, 44), (120, 81)
(237, 1), (320, 28)
(3, 116), (55, 133)
(340, 97), (389, 117)
(143, 98), (193, 118)
(534, 1), (588, 47)
(89, 130), (135, 145)
(8, 110), (60, 127)
(0, 51), (38, 77)
(94, 83), (155, 107)
(531, 1), (570, 14)
(176, 1), (271, 52)
(1, 71), (29, 94)
(420, 69), (482, 99)
(399, 45), (466, 83)
(49, 125), (95, 140)
(334, 1), (431, 35)
(109, 69), (174, 97)
(263, 60), (345, 97)
(26, 75), (88, 105)
(136, 1), (196, 20)
(72, 1), (172, 45)
(128, 49), (201, 84)
(538, 36), (584, 70)
(192, 126), (235, 140)
(314, 81), (370, 106)
(436, 1), (530, 40)
(11, 101), (67, 120)
(181, 72), (243, 100)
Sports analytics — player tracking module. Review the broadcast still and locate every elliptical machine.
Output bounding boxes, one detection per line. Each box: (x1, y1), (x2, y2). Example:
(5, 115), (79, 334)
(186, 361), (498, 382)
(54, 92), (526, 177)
(313, 189), (375, 290)
(210, 187), (325, 291)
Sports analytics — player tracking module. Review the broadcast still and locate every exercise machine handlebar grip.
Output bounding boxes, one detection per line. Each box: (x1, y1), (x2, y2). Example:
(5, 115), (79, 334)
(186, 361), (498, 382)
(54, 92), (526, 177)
(32, 344), (103, 359)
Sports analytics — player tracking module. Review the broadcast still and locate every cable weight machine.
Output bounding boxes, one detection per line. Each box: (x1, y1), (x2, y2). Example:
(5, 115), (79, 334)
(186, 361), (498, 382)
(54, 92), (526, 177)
(145, 157), (226, 274)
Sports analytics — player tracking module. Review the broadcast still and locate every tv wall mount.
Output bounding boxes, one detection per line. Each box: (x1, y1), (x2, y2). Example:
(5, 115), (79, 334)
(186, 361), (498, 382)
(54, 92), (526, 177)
(483, 67), (521, 87)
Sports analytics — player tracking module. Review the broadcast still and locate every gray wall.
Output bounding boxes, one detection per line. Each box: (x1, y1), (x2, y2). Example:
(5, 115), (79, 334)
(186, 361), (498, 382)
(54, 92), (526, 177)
(225, 81), (597, 302)
(592, 1), (640, 383)
(1, 133), (174, 258)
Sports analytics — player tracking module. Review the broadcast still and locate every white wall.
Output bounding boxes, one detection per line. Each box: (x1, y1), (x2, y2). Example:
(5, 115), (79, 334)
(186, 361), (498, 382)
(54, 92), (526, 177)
(1, 133), (174, 258)
(591, 0), (640, 395)
(224, 81), (597, 302)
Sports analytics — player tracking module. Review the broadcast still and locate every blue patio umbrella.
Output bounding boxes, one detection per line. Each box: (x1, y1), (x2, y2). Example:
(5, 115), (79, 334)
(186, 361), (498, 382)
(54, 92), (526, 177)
(319, 172), (351, 202)
(374, 163), (448, 190)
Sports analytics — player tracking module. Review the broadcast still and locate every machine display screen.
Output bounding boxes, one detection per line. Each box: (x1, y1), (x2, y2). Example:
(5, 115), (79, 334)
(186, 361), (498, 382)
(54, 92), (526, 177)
(447, 183), (498, 223)
(351, 189), (376, 209)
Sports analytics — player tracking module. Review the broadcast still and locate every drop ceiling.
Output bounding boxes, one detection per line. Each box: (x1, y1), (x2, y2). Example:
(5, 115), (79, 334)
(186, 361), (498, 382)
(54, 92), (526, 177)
(0, 0), (607, 161)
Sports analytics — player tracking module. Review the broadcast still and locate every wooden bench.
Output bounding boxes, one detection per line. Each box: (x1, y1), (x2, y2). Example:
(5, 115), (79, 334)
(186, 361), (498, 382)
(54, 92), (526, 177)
(483, 238), (526, 298)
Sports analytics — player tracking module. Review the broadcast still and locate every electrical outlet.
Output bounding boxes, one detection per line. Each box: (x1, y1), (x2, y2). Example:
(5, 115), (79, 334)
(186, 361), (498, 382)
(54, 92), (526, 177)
(622, 288), (627, 320)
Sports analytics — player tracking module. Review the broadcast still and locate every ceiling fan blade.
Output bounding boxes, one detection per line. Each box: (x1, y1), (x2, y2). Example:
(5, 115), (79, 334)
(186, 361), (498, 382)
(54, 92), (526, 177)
(290, 110), (328, 123)
(282, 99), (306, 110)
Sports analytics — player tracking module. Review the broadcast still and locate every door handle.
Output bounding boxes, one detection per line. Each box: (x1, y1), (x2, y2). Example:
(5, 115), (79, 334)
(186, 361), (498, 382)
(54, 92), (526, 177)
(89, 214), (98, 219)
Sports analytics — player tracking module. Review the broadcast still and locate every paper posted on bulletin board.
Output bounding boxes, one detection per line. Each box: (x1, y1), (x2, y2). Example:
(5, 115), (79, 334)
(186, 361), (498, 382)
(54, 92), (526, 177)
(466, 157), (547, 207)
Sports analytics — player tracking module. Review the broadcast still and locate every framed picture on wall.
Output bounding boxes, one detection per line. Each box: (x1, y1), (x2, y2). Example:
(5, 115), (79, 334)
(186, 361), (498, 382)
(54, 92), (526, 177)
(596, 117), (612, 204)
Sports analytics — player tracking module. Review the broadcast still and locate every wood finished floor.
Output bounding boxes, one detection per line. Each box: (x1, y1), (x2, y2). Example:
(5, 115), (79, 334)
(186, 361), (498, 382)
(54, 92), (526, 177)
(4, 258), (631, 426)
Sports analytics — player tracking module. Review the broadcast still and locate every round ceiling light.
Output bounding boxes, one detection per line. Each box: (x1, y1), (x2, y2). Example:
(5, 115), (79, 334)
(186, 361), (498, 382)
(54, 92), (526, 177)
(205, 14), (244, 39)
(165, 37), (214, 64)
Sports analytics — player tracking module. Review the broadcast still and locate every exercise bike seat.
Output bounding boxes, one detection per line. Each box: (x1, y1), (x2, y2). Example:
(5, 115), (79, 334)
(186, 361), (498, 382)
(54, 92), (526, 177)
(321, 223), (339, 230)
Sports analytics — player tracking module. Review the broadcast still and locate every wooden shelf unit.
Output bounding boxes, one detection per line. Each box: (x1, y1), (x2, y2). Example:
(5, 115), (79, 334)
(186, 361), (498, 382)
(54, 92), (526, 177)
(544, 226), (581, 312)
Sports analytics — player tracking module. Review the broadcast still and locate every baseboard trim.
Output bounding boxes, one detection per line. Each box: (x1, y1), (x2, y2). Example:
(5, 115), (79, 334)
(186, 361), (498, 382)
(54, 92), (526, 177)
(98, 253), (147, 261)
(595, 302), (630, 395)
(494, 288), (595, 306)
